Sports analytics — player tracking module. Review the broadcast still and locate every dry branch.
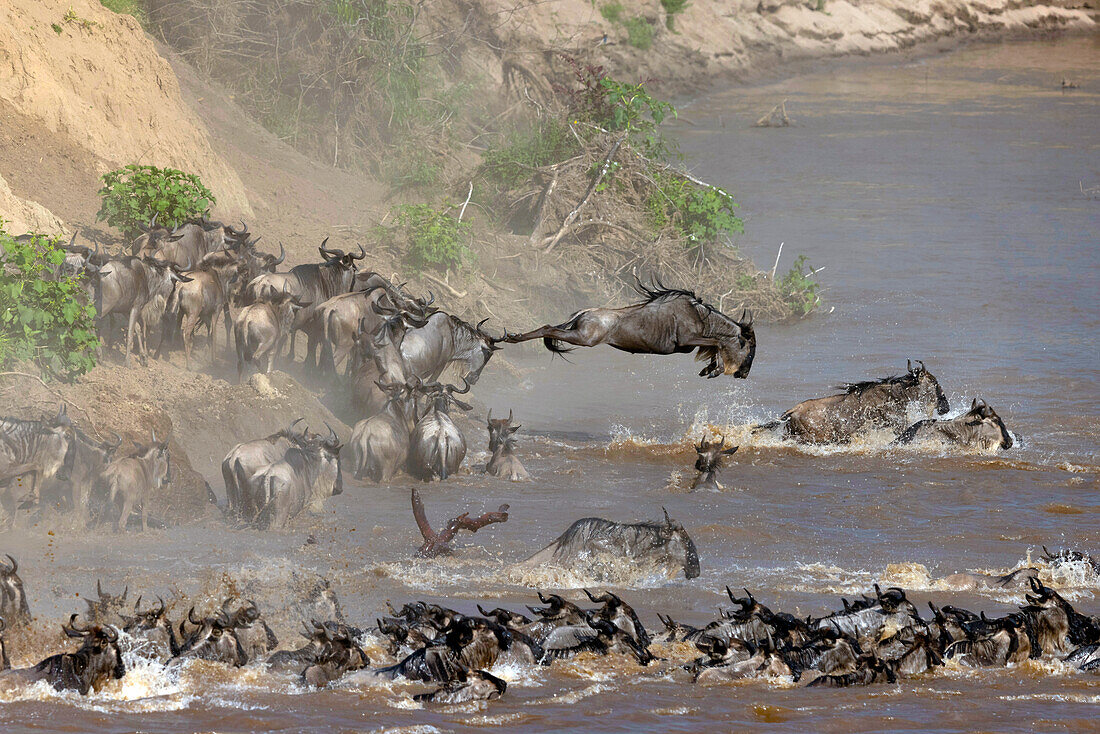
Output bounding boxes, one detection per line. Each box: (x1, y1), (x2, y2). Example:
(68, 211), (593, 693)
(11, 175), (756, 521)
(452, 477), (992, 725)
(542, 135), (626, 254)
(411, 488), (510, 558)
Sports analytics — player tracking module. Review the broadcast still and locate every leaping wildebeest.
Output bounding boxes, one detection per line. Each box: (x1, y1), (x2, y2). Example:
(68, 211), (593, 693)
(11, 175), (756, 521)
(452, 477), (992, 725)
(898, 398), (1013, 451)
(755, 360), (949, 443)
(501, 280), (755, 379)
(0, 404), (75, 521)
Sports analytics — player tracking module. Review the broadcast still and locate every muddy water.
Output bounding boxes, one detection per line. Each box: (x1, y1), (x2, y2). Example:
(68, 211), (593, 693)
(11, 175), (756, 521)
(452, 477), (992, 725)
(3, 39), (1100, 733)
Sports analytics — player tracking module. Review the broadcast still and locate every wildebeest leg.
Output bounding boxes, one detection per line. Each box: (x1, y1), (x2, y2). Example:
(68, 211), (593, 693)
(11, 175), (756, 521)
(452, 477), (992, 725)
(125, 306), (141, 365)
(182, 313), (199, 371)
(503, 323), (608, 348)
(116, 493), (134, 533)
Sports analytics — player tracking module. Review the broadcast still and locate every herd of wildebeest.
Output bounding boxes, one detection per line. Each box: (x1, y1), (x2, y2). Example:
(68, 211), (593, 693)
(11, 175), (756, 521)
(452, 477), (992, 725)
(0, 215), (1086, 703)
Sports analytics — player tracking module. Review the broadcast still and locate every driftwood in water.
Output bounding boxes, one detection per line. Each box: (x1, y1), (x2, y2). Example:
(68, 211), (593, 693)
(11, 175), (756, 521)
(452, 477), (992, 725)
(411, 487), (509, 557)
(755, 100), (790, 128)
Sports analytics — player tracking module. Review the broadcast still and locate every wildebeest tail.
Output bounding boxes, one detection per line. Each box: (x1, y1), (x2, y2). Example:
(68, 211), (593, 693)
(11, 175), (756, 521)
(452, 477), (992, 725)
(751, 411), (792, 434)
(437, 435), (449, 480)
(542, 312), (583, 355)
(897, 420), (933, 444)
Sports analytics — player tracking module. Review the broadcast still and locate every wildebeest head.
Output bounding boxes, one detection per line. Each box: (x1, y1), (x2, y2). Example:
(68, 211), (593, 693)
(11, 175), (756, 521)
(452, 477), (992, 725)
(698, 306), (755, 379)
(962, 398), (1013, 450)
(315, 424), (344, 497)
(527, 592), (585, 622)
(659, 508), (700, 579)
(122, 595), (168, 633)
(0, 554), (30, 624)
(486, 409), (520, 452)
(84, 580), (129, 625)
(42, 404), (77, 484)
(61, 614), (126, 684)
(694, 434), (737, 480)
(139, 428), (172, 491)
(319, 241), (366, 272)
(908, 360), (950, 415)
(176, 606), (247, 666)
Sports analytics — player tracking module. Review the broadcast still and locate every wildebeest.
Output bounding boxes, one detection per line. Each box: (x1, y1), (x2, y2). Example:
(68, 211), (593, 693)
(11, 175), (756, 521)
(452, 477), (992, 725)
(121, 596), (179, 658)
(502, 280), (755, 379)
(239, 426), (343, 529)
(42, 427), (121, 519)
(348, 381), (412, 482)
(222, 598), (279, 660)
(141, 218), (250, 268)
(401, 313), (500, 386)
(244, 240), (364, 362)
(521, 510), (701, 580)
(946, 613), (1031, 667)
(95, 255), (193, 364)
(350, 307), (421, 418)
(0, 614), (125, 695)
(0, 555), (30, 627)
(407, 380), (472, 481)
(300, 627), (370, 687)
(233, 291), (310, 380)
(898, 397), (1013, 450)
(89, 429), (171, 532)
(0, 404), (75, 520)
(82, 580), (130, 626)
(222, 419), (309, 520)
(172, 607), (247, 667)
(157, 252), (239, 369)
(691, 434), (737, 491)
(317, 280), (429, 375)
(414, 669), (507, 703)
(755, 360), (949, 443)
(485, 409), (529, 481)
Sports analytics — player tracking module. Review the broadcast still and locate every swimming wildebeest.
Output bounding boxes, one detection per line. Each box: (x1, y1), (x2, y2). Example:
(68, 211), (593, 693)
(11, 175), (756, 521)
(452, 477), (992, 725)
(407, 380), (472, 481)
(222, 419), (310, 520)
(0, 555), (30, 627)
(521, 509), (701, 579)
(0, 614), (125, 695)
(755, 360), (949, 443)
(238, 425), (343, 529)
(233, 290), (311, 380)
(90, 429), (171, 532)
(121, 596), (180, 658)
(172, 607), (248, 667)
(501, 279), (755, 379)
(244, 240), (364, 363)
(0, 404), (75, 520)
(898, 397), (1012, 450)
(401, 313), (501, 385)
(485, 409), (529, 481)
(691, 434), (738, 491)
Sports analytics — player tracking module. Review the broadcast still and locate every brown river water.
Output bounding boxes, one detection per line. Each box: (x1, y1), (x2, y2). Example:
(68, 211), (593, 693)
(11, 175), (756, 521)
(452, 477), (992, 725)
(2, 38), (1099, 733)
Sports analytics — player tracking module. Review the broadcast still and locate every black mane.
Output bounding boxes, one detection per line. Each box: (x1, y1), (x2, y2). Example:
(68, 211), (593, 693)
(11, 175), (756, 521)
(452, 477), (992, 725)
(835, 372), (918, 395)
(632, 277), (703, 307)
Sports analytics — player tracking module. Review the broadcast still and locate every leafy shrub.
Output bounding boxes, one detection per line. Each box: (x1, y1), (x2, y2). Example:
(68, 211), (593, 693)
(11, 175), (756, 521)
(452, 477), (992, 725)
(0, 222), (99, 379)
(779, 254), (822, 315)
(646, 172), (743, 248)
(623, 16), (654, 50)
(99, 0), (146, 24)
(600, 2), (623, 23)
(661, 0), (690, 30)
(391, 204), (469, 273)
(97, 165), (216, 238)
(480, 117), (581, 192)
(382, 146), (442, 192)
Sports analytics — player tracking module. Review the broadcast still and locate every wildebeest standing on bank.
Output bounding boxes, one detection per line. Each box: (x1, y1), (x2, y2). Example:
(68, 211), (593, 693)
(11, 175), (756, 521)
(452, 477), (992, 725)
(898, 398), (1013, 450)
(0, 555), (30, 627)
(90, 429), (171, 532)
(521, 510), (701, 579)
(222, 419), (309, 520)
(485, 410), (529, 481)
(401, 313), (500, 386)
(244, 240), (364, 365)
(234, 291), (311, 380)
(501, 280), (755, 379)
(94, 256), (193, 365)
(239, 426), (343, 529)
(0, 404), (75, 521)
(407, 380), (472, 481)
(755, 360), (949, 443)
(0, 615), (125, 695)
(43, 427), (121, 519)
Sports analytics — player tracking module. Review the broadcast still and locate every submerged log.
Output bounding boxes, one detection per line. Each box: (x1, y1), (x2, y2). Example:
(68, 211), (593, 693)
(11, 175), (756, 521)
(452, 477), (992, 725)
(411, 487), (509, 557)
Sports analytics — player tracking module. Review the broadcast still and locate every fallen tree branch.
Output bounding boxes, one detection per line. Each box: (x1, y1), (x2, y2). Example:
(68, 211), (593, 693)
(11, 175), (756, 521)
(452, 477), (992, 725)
(419, 272), (468, 299)
(542, 135), (626, 254)
(411, 488), (510, 557)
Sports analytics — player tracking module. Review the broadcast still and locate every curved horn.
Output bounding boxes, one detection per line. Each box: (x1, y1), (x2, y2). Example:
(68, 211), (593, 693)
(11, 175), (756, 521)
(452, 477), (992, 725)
(106, 431), (123, 451)
(97, 579), (104, 598)
(537, 591), (551, 604)
(350, 243), (366, 260)
(135, 595), (144, 614)
(450, 377), (473, 395)
(102, 625), (118, 643)
(273, 243), (286, 265)
(188, 606), (202, 625)
(63, 614), (88, 638)
(662, 507), (672, 526)
(156, 596), (166, 617)
(3, 554), (16, 575)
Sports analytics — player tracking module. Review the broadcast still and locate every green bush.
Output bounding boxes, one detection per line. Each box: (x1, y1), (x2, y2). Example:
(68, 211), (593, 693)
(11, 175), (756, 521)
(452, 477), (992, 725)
(97, 165), (216, 238)
(600, 2), (623, 23)
(392, 203), (469, 273)
(779, 254), (822, 316)
(661, 0), (690, 30)
(480, 117), (580, 192)
(623, 16), (654, 50)
(382, 146), (442, 192)
(646, 171), (743, 248)
(99, 0), (146, 24)
(0, 222), (99, 379)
